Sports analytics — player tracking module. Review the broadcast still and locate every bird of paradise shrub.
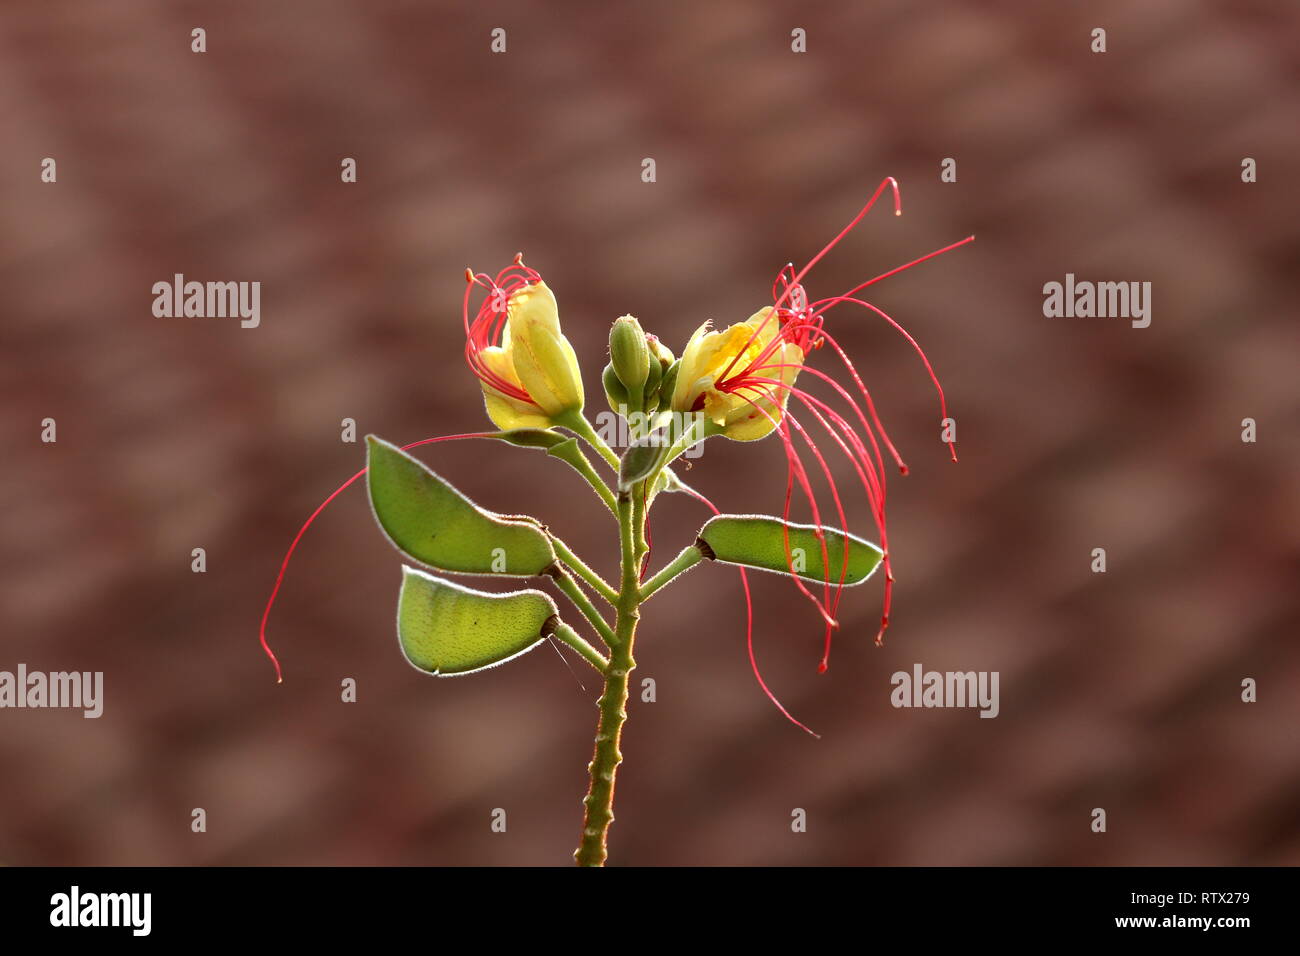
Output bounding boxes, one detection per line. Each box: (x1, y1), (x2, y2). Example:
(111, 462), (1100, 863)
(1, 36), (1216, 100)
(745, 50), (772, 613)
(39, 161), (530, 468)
(259, 177), (972, 865)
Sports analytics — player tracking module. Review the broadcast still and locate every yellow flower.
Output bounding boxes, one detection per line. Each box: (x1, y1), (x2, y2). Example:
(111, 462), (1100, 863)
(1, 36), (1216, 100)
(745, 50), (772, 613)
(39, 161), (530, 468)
(671, 307), (804, 441)
(474, 280), (585, 430)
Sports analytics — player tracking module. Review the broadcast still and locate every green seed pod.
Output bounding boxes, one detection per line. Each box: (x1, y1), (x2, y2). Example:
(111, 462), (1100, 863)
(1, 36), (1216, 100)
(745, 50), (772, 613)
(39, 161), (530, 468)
(603, 361), (630, 415)
(609, 315), (651, 396)
(697, 514), (882, 586)
(397, 567), (557, 675)
(367, 436), (555, 576)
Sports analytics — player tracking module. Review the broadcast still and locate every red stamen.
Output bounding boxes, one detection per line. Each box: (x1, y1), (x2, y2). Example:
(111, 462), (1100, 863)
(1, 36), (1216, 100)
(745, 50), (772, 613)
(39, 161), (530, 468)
(258, 432), (492, 682)
(817, 234), (975, 307)
(721, 385), (844, 652)
(463, 259), (544, 405)
(729, 379), (877, 670)
(675, 481), (819, 738)
(809, 297), (958, 463)
(716, 176), (903, 384)
(724, 370), (896, 649)
(705, 179), (972, 659)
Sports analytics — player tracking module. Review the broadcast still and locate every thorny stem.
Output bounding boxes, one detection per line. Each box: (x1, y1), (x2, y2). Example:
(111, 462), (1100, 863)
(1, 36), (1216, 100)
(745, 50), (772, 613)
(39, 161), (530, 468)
(574, 489), (642, 866)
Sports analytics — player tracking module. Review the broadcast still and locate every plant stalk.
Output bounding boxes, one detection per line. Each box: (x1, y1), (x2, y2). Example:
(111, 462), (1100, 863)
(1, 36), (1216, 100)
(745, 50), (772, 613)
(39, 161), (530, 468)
(574, 492), (642, 866)
(551, 621), (609, 672)
(639, 544), (703, 601)
(551, 537), (618, 605)
(549, 566), (618, 647)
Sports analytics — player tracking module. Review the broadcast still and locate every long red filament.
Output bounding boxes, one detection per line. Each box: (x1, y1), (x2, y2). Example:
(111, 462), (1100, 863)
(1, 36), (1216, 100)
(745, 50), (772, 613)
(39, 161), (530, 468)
(675, 480), (818, 737)
(716, 176), (902, 385)
(703, 179), (973, 664)
(731, 378), (872, 665)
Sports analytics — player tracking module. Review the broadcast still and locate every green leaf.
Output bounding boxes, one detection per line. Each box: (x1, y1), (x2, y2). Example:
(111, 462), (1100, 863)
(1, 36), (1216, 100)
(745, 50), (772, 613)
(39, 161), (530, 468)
(397, 567), (557, 675)
(367, 436), (555, 576)
(697, 514), (882, 586)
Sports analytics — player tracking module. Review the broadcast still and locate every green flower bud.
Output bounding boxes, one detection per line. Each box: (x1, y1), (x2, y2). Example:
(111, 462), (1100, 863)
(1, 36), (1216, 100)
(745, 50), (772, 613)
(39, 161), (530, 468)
(646, 333), (675, 371)
(609, 315), (651, 397)
(642, 350), (664, 405)
(602, 361), (630, 415)
(658, 359), (681, 411)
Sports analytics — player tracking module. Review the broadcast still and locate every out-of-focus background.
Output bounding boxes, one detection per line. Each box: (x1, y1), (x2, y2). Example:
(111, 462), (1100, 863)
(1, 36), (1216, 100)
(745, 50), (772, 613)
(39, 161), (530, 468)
(2, 0), (1298, 866)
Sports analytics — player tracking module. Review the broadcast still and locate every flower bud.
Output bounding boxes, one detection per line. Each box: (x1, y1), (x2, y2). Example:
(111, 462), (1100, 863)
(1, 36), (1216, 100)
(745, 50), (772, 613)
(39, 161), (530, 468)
(505, 281), (585, 418)
(646, 334), (675, 371)
(470, 277), (586, 432)
(602, 361), (629, 415)
(657, 359), (680, 410)
(642, 349), (664, 404)
(609, 315), (651, 397)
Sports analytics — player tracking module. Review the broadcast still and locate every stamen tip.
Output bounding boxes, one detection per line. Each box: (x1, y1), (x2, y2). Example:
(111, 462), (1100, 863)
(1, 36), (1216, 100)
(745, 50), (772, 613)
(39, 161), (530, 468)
(464, 267), (474, 282)
(817, 661), (828, 674)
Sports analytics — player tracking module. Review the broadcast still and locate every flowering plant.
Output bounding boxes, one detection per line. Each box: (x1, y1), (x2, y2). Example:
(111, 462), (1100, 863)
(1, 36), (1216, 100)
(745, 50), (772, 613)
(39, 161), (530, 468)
(260, 178), (972, 865)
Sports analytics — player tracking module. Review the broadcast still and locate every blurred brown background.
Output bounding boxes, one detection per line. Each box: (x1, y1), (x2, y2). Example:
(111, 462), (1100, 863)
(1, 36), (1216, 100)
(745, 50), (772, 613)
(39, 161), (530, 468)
(2, 0), (1298, 866)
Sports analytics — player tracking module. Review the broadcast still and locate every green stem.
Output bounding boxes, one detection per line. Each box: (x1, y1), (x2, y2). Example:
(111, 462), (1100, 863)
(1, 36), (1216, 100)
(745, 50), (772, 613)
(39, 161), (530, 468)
(551, 621), (609, 672)
(551, 537), (617, 605)
(639, 545), (703, 601)
(549, 567), (618, 647)
(551, 440), (618, 515)
(559, 410), (621, 472)
(575, 492), (641, 866)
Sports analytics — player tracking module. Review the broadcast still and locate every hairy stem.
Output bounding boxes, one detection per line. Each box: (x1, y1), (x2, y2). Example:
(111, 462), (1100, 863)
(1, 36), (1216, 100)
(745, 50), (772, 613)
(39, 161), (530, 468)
(552, 440), (618, 515)
(551, 621), (609, 672)
(639, 544), (703, 601)
(548, 566), (618, 647)
(559, 410), (621, 472)
(574, 492), (642, 866)
(551, 537), (617, 605)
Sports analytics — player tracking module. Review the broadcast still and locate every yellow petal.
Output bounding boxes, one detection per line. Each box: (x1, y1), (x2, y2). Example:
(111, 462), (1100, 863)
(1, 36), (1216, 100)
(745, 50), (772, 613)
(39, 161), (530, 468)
(475, 345), (552, 430)
(507, 281), (584, 416)
(481, 389), (553, 431)
(671, 308), (803, 442)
